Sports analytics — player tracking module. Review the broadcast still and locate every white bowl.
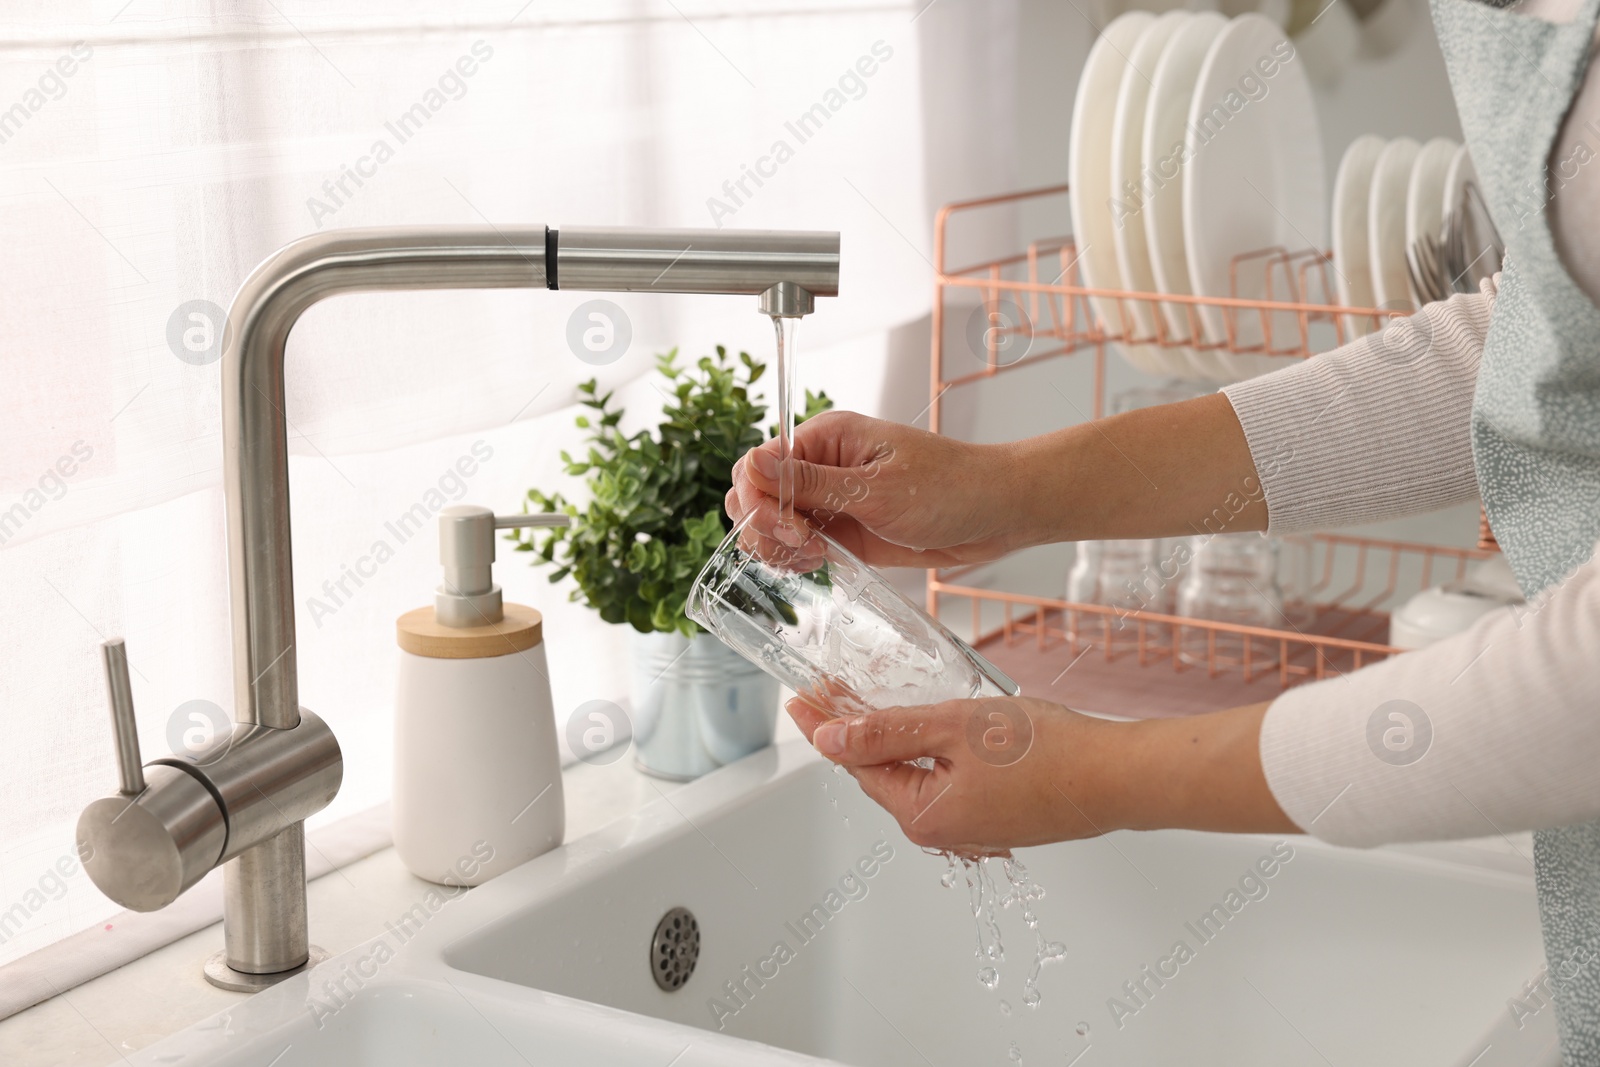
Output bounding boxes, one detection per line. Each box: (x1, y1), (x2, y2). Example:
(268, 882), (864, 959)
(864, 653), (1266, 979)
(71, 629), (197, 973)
(1389, 583), (1512, 649)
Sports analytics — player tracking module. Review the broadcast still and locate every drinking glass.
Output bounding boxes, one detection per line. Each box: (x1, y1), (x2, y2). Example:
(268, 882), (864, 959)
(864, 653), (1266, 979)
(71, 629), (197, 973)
(1175, 532), (1285, 669)
(1065, 539), (1167, 640)
(685, 516), (1018, 717)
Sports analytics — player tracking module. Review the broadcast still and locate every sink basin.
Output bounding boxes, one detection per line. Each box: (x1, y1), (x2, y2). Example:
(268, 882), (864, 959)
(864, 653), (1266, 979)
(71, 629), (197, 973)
(129, 740), (1558, 1066)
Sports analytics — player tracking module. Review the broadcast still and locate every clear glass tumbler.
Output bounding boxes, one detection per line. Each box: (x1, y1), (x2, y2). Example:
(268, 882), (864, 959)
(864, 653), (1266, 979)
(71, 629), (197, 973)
(685, 516), (1017, 717)
(1064, 538), (1167, 640)
(1175, 532), (1285, 669)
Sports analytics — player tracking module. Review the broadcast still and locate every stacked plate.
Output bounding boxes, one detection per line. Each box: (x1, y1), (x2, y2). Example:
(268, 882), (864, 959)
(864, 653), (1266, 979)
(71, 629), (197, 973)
(1331, 134), (1470, 335)
(1069, 10), (1325, 384)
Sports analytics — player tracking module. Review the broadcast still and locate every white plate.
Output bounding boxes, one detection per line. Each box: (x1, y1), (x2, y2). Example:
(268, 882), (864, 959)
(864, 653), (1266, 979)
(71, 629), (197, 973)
(1405, 136), (1460, 304)
(1111, 11), (1210, 380)
(1367, 135), (1420, 313)
(1183, 13), (1326, 380)
(1331, 133), (1387, 337)
(1070, 11), (1164, 377)
(1142, 10), (1230, 381)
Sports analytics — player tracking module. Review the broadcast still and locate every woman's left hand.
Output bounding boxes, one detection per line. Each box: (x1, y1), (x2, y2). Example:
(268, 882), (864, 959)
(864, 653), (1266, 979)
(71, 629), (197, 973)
(786, 692), (1296, 854)
(787, 695), (1114, 854)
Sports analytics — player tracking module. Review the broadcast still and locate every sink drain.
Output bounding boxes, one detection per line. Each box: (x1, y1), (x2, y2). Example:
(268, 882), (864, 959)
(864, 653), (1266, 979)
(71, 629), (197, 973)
(650, 907), (700, 991)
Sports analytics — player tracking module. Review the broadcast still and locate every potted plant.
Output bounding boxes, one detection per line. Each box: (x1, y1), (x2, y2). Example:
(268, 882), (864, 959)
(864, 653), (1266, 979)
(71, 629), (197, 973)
(511, 345), (829, 778)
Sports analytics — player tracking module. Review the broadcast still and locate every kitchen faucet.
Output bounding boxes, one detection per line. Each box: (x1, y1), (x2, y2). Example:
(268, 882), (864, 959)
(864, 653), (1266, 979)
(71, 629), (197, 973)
(76, 225), (840, 990)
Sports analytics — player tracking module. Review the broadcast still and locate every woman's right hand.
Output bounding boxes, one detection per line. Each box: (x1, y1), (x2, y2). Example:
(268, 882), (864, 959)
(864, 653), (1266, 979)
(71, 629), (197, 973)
(726, 410), (1033, 568)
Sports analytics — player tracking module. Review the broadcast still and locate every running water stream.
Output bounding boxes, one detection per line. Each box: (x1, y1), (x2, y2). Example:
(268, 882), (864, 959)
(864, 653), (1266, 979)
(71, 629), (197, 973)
(772, 314), (800, 538)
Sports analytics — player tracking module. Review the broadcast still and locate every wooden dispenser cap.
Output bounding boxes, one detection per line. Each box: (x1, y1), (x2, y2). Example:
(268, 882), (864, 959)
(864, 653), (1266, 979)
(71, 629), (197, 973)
(396, 603), (544, 660)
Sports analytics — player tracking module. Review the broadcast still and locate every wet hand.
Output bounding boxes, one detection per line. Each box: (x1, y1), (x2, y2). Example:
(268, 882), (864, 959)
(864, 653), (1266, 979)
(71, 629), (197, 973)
(786, 695), (1113, 854)
(727, 410), (1033, 569)
(786, 692), (1295, 852)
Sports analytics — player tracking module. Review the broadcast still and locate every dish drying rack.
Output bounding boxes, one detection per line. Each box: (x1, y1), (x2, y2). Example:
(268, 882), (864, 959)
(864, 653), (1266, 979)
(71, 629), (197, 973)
(926, 185), (1498, 717)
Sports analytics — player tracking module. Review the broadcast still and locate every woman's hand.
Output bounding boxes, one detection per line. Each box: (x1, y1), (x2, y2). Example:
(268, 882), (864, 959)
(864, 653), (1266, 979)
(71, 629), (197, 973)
(789, 694), (1108, 853)
(726, 410), (1035, 569)
(727, 394), (1271, 569)
(785, 693), (1296, 854)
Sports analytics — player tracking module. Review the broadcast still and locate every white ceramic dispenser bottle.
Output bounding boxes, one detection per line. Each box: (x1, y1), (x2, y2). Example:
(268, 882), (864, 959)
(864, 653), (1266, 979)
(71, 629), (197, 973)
(392, 504), (569, 887)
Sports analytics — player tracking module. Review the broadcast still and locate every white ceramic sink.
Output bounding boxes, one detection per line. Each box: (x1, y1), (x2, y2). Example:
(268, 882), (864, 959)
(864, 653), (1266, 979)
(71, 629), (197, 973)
(129, 741), (1559, 1066)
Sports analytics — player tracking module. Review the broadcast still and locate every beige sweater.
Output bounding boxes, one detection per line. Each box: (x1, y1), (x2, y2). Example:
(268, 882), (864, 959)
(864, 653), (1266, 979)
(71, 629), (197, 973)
(1218, 0), (1600, 845)
(1223, 278), (1600, 845)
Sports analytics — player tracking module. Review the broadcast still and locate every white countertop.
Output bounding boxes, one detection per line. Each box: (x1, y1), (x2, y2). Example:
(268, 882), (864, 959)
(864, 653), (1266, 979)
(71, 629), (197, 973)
(0, 737), (737, 1067)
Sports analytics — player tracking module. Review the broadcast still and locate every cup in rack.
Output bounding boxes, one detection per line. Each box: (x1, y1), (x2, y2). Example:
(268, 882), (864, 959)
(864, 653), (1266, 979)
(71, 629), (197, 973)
(1176, 532), (1285, 670)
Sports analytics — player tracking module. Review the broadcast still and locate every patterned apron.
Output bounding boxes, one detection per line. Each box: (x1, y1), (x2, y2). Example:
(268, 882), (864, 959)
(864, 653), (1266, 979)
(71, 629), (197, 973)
(1431, 0), (1600, 1055)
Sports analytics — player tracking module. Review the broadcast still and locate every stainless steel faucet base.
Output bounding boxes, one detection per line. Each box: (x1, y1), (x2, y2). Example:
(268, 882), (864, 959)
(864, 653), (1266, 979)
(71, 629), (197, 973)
(204, 945), (330, 992)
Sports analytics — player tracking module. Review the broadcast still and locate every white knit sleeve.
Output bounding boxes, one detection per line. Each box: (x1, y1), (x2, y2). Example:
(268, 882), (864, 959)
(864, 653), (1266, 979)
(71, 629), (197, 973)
(1258, 537), (1600, 845)
(1220, 277), (1497, 533)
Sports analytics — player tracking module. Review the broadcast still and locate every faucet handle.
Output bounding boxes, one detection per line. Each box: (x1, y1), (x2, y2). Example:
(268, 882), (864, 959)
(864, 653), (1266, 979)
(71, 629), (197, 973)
(493, 512), (570, 531)
(101, 639), (147, 797)
(79, 638), (228, 912)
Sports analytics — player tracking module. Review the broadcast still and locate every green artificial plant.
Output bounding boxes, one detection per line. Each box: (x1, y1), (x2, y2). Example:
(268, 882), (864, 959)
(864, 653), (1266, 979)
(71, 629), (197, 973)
(511, 346), (830, 637)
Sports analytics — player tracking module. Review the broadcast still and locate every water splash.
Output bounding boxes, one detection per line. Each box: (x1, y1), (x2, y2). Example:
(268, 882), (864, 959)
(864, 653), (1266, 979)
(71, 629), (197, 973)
(961, 854), (1006, 967)
(999, 857), (1067, 1011)
(819, 760), (851, 825)
(942, 852), (1067, 1010)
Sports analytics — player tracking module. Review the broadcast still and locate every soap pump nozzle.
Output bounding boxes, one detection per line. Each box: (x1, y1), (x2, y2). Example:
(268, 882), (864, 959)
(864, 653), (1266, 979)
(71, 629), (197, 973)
(436, 504), (568, 628)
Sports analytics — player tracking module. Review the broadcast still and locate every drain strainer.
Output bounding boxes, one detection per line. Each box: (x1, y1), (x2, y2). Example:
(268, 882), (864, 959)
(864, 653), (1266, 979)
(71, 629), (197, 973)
(650, 907), (700, 991)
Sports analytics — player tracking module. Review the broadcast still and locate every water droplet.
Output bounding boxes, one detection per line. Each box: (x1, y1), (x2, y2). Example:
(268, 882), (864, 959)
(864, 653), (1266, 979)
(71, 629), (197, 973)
(1023, 989), (1041, 1009)
(1007, 1042), (1022, 1063)
(1075, 1023), (1090, 1038)
(833, 763), (847, 776)
(998, 999), (1012, 1016)
(977, 966), (999, 990)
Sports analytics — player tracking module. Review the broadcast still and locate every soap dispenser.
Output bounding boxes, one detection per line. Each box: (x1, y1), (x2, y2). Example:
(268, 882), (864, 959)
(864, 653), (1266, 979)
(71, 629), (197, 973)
(392, 504), (570, 887)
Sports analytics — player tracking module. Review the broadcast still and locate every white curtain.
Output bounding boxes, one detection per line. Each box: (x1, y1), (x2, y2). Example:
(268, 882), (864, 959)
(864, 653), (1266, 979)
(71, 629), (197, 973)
(0, 0), (1021, 968)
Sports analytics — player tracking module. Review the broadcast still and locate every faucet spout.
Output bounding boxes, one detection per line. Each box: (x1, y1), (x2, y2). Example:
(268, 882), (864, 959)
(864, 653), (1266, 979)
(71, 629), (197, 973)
(223, 224), (838, 733)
